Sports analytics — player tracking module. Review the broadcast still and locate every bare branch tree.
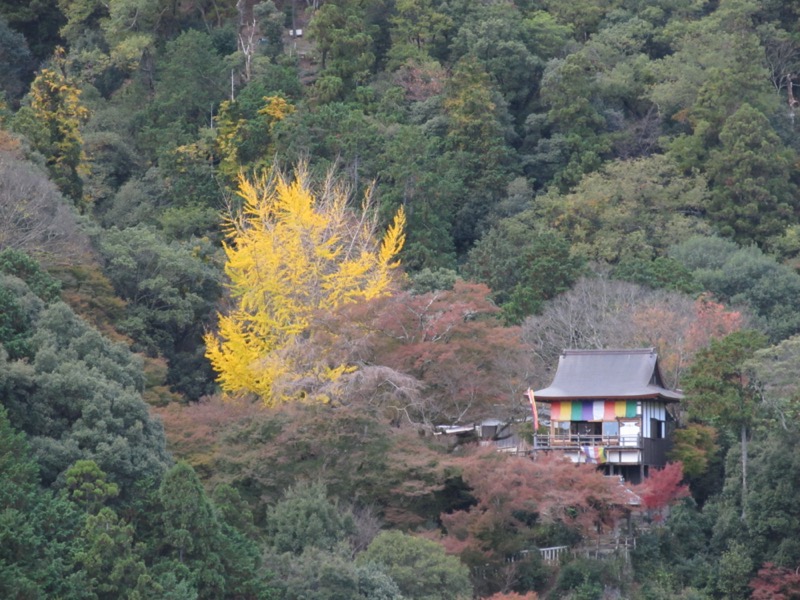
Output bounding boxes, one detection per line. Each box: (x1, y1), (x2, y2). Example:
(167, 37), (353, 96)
(0, 151), (93, 266)
(521, 275), (744, 389)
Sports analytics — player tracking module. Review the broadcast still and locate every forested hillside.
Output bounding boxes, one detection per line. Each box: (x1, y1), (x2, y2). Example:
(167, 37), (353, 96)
(3, 0), (800, 597)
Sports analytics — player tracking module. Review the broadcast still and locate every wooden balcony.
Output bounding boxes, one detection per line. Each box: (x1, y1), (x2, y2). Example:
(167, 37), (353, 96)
(533, 434), (670, 468)
(533, 433), (641, 450)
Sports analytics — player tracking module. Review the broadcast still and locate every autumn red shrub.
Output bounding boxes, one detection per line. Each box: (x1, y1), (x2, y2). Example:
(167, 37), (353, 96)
(749, 562), (800, 599)
(441, 449), (628, 558)
(634, 461), (690, 521)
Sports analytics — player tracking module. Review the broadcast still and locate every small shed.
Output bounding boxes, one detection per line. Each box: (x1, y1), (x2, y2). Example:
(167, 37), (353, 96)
(533, 348), (682, 483)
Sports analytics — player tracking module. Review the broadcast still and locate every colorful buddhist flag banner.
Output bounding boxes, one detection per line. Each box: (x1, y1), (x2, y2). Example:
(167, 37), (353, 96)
(581, 402), (594, 420)
(592, 401), (605, 420)
(551, 401), (569, 421)
(604, 401), (617, 420)
(572, 401), (583, 421)
(581, 446), (607, 464)
(550, 400), (637, 421)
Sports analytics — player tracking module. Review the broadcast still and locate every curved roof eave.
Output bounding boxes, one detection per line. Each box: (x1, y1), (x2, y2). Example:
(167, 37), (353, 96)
(534, 392), (683, 403)
(532, 348), (684, 403)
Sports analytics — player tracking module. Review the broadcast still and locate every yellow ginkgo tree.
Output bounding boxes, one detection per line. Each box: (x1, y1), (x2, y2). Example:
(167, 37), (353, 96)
(205, 165), (405, 404)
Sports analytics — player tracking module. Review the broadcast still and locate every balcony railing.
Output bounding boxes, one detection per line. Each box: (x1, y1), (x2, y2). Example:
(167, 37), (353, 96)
(533, 433), (642, 450)
(534, 434), (671, 468)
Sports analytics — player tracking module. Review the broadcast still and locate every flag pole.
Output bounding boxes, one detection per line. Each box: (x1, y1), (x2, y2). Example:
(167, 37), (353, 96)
(526, 388), (538, 431)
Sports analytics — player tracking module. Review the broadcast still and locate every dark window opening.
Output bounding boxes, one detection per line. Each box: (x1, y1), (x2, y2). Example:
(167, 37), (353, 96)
(571, 421), (601, 436)
(650, 418), (663, 439)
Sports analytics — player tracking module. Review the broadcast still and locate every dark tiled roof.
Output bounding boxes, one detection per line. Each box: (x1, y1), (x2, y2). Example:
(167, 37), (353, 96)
(534, 348), (683, 402)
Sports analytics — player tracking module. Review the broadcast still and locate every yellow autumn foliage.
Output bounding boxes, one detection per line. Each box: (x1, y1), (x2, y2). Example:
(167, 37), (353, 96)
(258, 95), (296, 124)
(205, 165), (405, 404)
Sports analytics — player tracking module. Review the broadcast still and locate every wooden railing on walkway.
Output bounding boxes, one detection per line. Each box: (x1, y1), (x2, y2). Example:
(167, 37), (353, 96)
(472, 537), (637, 580)
(534, 434), (641, 449)
(538, 546), (570, 564)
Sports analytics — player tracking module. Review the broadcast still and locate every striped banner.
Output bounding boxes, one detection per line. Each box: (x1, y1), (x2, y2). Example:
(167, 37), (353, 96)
(571, 401), (583, 420)
(581, 402), (593, 420)
(550, 400), (638, 421)
(604, 401), (616, 420)
(563, 401), (573, 419)
(592, 401), (605, 420)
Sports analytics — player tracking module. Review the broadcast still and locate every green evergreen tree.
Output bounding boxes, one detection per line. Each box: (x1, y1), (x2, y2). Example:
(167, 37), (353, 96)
(0, 273), (43, 360)
(373, 125), (460, 271)
(73, 507), (149, 599)
(266, 481), (354, 555)
(160, 462), (222, 567)
(0, 0), (63, 60)
(442, 58), (515, 253)
(94, 224), (221, 399)
(682, 330), (768, 521)
(705, 104), (798, 249)
(708, 430), (800, 571)
(463, 213), (585, 323)
(159, 462), (225, 598)
(0, 15), (34, 104)
(649, 0), (775, 151)
(387, 0), (451, 66)
(64, 459), (120, 514)
(358, 531), (472, 600)
(671, 237), (800, 342)
(0, 297), (171, 496)
(0, 406), (83, 598)
(447, 1), (542, 114)
(307, 0), (379, 94)
(145, 29), (227, 151)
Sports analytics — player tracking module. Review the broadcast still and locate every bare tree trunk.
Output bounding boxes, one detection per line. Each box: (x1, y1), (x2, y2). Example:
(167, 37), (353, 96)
(787, 74), (798, 127)
(741, 423), (747, 521)
(139, 47), (155, 92)
(236, 0), (256, 83)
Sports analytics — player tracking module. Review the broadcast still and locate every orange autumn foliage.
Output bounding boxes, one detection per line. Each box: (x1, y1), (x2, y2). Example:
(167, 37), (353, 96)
(632, 293), (743, 387)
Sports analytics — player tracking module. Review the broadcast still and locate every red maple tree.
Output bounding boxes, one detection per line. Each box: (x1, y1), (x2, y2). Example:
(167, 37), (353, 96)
(299, 281), (534, 426)
(750, 563), (800, 600)
(634, 461), (690, 521)
(685, 294), (745, 355)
